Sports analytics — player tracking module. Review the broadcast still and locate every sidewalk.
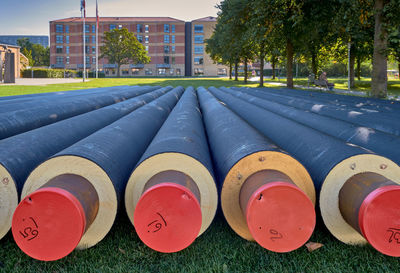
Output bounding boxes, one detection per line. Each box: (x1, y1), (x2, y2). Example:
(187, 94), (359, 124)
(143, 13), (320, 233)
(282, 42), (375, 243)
(0, 78), (88, 86)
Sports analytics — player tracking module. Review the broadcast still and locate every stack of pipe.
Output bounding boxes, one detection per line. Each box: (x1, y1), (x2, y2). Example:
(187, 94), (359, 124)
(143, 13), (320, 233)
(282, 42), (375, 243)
(197, 87), (316, 253)
(209, 86), (400, 257)
(12, 87), (184, 261)
(125, 87), (218, 253)
(0, 86), (171, 242)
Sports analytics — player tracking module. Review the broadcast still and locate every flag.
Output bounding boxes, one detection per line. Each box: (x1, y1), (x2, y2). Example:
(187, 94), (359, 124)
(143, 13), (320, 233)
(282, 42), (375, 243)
(80, 0), (86, 17)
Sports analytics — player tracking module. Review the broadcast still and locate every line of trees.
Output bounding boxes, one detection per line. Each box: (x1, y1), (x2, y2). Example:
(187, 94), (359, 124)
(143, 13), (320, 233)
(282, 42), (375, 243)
(17, 38), (50, 67)
(206, 0), (400, 98)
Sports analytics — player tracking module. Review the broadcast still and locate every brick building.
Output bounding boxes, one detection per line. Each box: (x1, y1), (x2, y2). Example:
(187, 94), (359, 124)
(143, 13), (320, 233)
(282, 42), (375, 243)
(49, 16), (227, 77)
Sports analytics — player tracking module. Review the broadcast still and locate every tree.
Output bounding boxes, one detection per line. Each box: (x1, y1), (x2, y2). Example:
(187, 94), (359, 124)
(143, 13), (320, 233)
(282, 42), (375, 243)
(17, 38), (50, 66)
(100, 28), (150, 77)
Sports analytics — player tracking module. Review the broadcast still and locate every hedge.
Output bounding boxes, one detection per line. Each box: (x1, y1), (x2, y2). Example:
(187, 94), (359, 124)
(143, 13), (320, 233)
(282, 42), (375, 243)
(21, 69), (77, 78)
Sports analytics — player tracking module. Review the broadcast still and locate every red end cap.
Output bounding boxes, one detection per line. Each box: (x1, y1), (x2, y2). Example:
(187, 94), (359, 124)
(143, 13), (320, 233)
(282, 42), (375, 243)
(12, 188), (86, 261)
(359, 185), (400, 257)
(134, 182), (202, 253)
(245, 182), (316, 253)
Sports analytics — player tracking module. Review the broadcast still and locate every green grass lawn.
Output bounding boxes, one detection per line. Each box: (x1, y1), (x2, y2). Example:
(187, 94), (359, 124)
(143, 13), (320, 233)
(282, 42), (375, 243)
(1, 77), (399, 98)
(1, 214), (399, 273)
(0, 78), (399, 272)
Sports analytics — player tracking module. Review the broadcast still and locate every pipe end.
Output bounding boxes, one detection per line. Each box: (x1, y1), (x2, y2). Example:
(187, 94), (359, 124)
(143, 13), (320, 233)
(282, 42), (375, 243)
(134, 182), (202, 253)
(246, 182), (315, 252)
(12, 188), (86, 261)
(359, 185), (400, 257)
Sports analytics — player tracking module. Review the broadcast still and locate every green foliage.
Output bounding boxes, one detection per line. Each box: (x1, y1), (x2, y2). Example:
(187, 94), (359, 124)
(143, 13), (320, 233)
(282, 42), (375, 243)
(21, 68), (76, 78)
(17, 38), (50, 66)
(100, 28), (150, 77)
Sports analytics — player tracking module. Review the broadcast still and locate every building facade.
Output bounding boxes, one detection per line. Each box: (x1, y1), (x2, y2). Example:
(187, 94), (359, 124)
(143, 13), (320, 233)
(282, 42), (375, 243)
(49, 16), (227, 77)
(0, 36), (49, 48)
(0, 44), (23, 80)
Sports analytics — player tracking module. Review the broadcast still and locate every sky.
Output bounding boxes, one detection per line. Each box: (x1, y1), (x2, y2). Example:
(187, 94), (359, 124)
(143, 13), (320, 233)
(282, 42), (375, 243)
(0, 0), (221, 35)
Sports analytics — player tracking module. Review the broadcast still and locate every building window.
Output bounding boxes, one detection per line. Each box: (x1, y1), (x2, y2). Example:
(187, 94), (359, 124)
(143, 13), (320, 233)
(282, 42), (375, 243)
(171, 25), (175, 33)
(56, 46), (63, 54)
(66, 56), (70, 64)
(92, 25), (96, 33)
(65, 25), (70, 33)
(106, 68), (116, 75)
(218, 68), (227, 75)
(164, 24), (169, 33)
(171, 46), (176, 53)
(85, 36), (90, 43)
(164, 46), (169, 54)
(56, 56), (63, 64)
(145, 45), (149, 51)
(137, 24), (142, 33)
(194, 68), (204, 76)
(56, 24), (63, 33)
(176, 68), (181, 75)
(85, 24), (90, 33)
(169, 69), (174, 75)
(56, 35), (63, 43)
(164, 35), (169, 43)
(171, 56), (175, 65)
(118, 25), (123, 30)
(92, 56), (96, 64)
(145, 68), (153, 75)
(85, 46), (90, 54)
(194, 46), (203, 54)
(194, 35), (204, 43)
(86, 56), (90, 64)
(158, 68), (166, 75)
(194, 25), (204, 33)
(132, 68), (140, 75)
(171, 35), (175, 44)
(92, 36), (96, 44)
(137, 35), (143, 43)
(66, 46), (70, 54)
(194, 57), (204, 65)
(92, 46), (96, 54)
(66, 36), (70, 44)
(145, 25), (149, 32)
(122, 69), (129, 75)
(145, 36), (149, 43)
(110, 24), (116, 30)
(164, 56), (169, 64)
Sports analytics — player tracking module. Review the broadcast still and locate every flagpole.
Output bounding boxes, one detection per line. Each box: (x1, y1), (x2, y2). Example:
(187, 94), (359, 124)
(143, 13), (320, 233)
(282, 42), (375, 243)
(82, 2), (86, 82)
(96, 0), (99, 79)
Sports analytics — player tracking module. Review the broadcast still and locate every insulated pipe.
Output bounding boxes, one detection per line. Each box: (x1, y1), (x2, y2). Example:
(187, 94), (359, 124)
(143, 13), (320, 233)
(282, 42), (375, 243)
(197, 87), (316, 253)
(0, 86), (171, 241)
(242, 87), (400, 113)
(219, 87), (400, 165)
(0, 85), (160, 140)
(125, 87), (218, 253)
(0, 86), (136, 112)
(232, 87), (400, 136)
(13, 87), (183, 261)
(209, 87), (400, 257)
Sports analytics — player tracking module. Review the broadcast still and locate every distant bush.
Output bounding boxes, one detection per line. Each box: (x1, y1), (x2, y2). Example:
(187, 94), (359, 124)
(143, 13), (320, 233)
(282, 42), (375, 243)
(77, 71), (106, 78)
(21, 68), (77, 78)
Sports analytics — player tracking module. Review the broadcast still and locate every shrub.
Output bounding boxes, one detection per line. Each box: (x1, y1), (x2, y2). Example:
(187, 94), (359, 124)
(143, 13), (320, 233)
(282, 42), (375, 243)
(21, 68), (77, 78)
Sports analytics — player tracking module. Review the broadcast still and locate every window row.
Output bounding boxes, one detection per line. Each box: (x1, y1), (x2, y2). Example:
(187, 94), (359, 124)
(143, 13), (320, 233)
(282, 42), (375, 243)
(163, 35), (176, 44)
(56, 23), (180, 34)
(56, 56), (97, 65)
(163, 45), (176, 54)
(56, 35), (97, 44)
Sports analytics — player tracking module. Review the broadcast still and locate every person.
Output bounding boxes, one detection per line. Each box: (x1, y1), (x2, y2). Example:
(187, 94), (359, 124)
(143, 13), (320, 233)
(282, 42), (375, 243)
(319, 71), (334, 90)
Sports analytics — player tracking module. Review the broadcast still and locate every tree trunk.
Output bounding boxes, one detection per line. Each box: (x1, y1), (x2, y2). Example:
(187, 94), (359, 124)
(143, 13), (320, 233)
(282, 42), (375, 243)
(117, 63), (121, 78)
(350, 44), (355, 88)
(229, 63), (232, 80)
(244, 57), (248, 84)
(272, 58), (276, 80)
(234, 61), (238, 81)
(311, 51), (317, 78)
(286, 39), (294, 89)
(371, 0), (388, 98)
(356, 57), (361, 81)
(259, 52), (265, 87)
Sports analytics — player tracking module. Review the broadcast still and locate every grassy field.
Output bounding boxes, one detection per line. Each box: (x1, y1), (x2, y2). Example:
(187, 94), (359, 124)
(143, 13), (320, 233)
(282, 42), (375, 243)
(0, 78), (399, 272)
(0, 77), (399, 97)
